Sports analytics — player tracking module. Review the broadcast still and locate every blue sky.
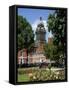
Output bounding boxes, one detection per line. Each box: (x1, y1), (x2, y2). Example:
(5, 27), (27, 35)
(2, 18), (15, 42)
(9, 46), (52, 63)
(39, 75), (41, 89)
(18, 8), (55, 42)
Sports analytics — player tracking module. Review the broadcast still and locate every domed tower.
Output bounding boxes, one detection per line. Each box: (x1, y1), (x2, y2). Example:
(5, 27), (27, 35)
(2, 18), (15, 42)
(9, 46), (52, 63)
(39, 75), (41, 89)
(36, 17), (46, 43)
(35, 17), (46, 53)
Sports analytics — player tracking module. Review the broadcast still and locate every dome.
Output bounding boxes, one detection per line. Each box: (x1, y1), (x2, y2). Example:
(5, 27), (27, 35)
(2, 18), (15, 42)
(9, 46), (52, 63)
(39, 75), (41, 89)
(37, 17), (44, 27)
(36, 17), (46, 33)
(37, 23), (44, 27)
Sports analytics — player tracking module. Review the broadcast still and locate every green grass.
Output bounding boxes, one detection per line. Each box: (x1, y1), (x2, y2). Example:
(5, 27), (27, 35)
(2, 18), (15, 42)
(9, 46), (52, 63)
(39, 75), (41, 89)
(18, 74), (30, 82)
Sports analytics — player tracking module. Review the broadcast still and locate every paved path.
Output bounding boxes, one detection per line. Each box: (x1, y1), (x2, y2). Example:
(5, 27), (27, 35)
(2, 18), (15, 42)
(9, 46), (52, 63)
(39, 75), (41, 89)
(46, 68), (65, 71)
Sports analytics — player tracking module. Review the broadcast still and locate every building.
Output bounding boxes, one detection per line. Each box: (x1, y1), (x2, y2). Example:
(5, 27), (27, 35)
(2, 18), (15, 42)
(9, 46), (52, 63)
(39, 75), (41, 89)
(31, 17), (46, 63)
(48, 37), (53, 44)
(18, 17), (52, 64)
(18, 49), (27, 64)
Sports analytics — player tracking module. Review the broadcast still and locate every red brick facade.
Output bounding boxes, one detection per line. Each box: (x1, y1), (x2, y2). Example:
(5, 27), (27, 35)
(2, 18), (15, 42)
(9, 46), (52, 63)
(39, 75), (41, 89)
(18, 49), (27, 64)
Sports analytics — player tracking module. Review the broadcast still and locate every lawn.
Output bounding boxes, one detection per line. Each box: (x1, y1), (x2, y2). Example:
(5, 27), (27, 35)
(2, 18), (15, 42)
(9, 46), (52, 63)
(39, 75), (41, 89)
(18, 74), (30, 82)
(17, 67), (65, 82)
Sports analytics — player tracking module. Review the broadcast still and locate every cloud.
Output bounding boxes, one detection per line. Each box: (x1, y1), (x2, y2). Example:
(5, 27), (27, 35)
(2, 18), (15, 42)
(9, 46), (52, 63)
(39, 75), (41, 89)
(49, 31), (53, 38)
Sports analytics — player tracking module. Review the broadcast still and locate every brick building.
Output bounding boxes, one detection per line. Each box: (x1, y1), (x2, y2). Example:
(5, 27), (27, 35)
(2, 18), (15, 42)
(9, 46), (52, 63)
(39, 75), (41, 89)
(18, 17), (52, 64)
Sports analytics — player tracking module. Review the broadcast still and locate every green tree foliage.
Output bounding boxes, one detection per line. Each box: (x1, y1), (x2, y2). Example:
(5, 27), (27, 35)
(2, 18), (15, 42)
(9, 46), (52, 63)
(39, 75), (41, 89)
(47, 9), (67, 62)
(47, 9), (66, 47)
(18, 16), (34, 51)
(44, 43), (58, 61)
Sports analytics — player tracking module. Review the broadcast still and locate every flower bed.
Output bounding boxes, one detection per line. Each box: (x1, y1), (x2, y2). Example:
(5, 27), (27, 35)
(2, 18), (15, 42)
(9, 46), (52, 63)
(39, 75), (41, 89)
(17, 67), (65, 82)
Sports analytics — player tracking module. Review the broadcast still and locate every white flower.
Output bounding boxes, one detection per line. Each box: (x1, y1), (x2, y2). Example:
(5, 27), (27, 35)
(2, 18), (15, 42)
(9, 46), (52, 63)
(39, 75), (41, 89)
(33, 76), (36, 80)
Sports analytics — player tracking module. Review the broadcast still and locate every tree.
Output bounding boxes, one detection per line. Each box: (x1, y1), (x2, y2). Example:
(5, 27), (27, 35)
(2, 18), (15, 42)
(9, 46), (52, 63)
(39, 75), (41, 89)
(47, 9), (67, 64)
(18, 16), (34, 63)
(44, 43), (57, 61)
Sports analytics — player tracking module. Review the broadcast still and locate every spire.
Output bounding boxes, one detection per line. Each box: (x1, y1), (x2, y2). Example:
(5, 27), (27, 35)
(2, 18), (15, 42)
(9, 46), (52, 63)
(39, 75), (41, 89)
(40, 17), (42, 21)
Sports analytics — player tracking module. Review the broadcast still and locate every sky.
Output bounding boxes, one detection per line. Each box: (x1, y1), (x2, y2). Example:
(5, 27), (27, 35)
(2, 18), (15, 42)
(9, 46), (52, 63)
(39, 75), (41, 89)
(18, 8), (55, 42)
